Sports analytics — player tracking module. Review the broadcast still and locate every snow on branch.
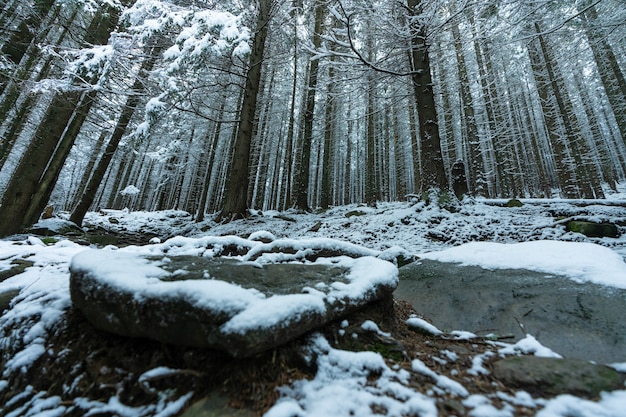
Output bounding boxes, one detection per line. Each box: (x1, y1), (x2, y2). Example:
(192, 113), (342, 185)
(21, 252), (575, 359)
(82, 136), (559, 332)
(121, 1), (250, 137)
(63, 44), (115, 83)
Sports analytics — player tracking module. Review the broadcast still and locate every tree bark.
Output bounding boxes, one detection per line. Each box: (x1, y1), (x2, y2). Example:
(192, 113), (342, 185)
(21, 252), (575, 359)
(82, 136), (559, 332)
(218, 0), (272, 221)
(0, 4), (122, 236)
(293, 0), (325, 211)
(406, 0), (448, 193)
(320, 64), (335, 209)
(0, 5), (79, 170)
(580, 2), (626, 145)
(452, 20), (483, 196)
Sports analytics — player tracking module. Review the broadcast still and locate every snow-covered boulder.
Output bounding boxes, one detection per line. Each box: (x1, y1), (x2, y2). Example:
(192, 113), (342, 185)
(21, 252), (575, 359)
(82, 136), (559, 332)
(28, 219), (83, 236)
(69, 249), (398, 357)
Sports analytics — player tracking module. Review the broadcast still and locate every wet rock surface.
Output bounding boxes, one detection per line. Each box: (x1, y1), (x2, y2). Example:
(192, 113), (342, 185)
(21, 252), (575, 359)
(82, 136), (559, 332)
(492, 356), (625, 398)
(566, 220), (620, 238)
(395, 259), (626, 363)
(70, 251), (397, 357)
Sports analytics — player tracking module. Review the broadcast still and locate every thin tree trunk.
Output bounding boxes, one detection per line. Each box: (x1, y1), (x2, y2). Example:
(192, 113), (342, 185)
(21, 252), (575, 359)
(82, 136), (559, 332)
(294, 0), (324, 211)
(281, 2), (300, 210)
(196, 98), (226, 222)
(365, 74), (377, 206)
(580, 2), (626, 144)
(320, 65), (335, 209)
(452, 20), (484, 196)
(69, 39), (161, 225)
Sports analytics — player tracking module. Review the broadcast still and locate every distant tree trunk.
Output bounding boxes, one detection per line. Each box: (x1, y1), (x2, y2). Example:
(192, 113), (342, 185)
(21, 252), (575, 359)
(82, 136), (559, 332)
(218, 0), (272, 221)
(282, 9), (299, 210)
(320, 64), (335, 209)
(580, 2), (626, 145)
(365, 74), (377, 206)
(407, 95), (421, 193)
(528, 32), (577, 198)
(294, 0), (325, 211)
(391, 100), (407, 199)
(451, 20), (484, 196)
(531, 21), (601, 198)
(70, 130), (108, 209)
(196, 97), (226, 222)
(406, 0), (448, 193)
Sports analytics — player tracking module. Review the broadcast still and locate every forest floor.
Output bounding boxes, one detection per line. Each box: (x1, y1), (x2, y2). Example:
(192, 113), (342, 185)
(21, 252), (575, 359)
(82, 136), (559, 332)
(2, 293), (554, 417)
(1, 195), (626, 416)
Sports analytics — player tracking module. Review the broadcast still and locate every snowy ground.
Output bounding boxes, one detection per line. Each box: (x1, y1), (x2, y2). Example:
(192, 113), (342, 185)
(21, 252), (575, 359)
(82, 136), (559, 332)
(1, 197), (626, 416)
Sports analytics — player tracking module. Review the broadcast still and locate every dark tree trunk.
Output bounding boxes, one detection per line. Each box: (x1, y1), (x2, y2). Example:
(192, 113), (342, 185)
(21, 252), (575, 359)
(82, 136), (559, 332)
(0, 5), (122, 236)
(452, 20), (484, 196)
(69, 40), (161, 226)
(196, 98), (226, 223)
(217, 0), (272, 221)
(294, 0), (324, 211)
(407, 0), (448, 193)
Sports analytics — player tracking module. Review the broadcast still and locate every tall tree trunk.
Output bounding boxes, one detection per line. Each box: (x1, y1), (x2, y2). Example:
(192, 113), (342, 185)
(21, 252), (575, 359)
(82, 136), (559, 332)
(70, 130), (108, 209)
(365, 74), (377, 206)
(580, 2), (626, 145)
(196, 97), (226, 222)
(22, 88), (100, 226)
(0, 6), (79, 170)
(407, 0), (447, 193)
(0, 0), (56, 93)
(283, 60), (298, 209)
(218, 0), (272, 221)
(452, 20), (484, 196)
(293, 0), (324, 211)
(320, 65), (335, 209)
(0, 5), (123, 236)
(532, 22), (600, 198)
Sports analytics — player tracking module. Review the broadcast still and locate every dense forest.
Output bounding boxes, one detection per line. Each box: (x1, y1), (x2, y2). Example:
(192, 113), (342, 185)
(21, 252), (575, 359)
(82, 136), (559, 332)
(0, 0), (624, 235)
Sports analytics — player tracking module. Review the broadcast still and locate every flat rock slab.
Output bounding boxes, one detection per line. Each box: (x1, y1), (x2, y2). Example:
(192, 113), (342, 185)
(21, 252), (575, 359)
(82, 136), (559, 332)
(395, 259), (626, 363)
(28, 219), (84, 236)
(493, 356), (625, 398)
(70, 250), (397, 357)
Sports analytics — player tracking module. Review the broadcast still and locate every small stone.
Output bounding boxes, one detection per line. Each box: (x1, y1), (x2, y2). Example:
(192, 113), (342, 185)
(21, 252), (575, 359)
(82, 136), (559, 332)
(492, 356), (625, 398)
(505, 198), (524, 207)
(566, 220), (619, 238)
(0, 259), (34, 282)
(345, 210), (367, 218)
(0, 289), (20, 312)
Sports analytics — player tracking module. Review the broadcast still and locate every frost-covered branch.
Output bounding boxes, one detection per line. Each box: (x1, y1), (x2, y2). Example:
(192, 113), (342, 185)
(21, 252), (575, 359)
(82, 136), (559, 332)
(120, 1), (251, 137)
(310, 0), (425, 77)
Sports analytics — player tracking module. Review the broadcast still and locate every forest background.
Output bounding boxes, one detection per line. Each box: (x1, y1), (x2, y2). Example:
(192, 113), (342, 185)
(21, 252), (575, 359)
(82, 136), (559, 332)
(0, 0), (624, 235)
